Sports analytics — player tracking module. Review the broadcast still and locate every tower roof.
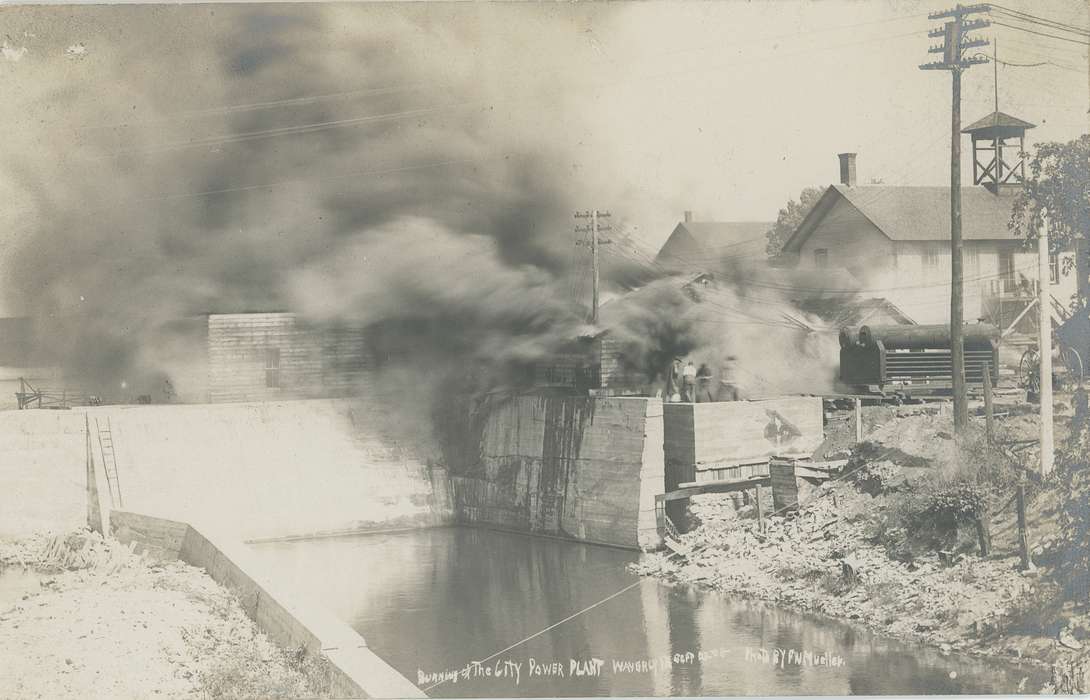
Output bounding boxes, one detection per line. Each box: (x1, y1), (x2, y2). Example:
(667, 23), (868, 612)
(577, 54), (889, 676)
(961, 111), (1036, 135)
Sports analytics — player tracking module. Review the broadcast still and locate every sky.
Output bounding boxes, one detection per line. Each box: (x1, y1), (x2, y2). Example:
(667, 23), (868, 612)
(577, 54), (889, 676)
(0, 0), (1087, 319)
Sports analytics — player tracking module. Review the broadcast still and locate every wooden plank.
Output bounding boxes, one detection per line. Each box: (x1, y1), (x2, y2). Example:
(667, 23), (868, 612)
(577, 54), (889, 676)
(663, 537), (689, 556)
(662, 476), (771, 502)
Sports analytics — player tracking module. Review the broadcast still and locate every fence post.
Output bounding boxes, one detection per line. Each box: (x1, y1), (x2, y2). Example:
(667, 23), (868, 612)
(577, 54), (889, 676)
(1017, 481), (1035, 571)
(983, 368), (995, 443)
(975, 516), (992, 557)
(854, 398), (863, 443)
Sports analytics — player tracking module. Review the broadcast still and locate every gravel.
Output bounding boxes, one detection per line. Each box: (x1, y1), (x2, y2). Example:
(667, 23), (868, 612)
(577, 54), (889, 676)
(0, 530), (329, 699)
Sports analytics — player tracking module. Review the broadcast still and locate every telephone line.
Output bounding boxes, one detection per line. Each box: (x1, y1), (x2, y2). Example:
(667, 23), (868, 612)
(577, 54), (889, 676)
(986, 4), (1090, 37)
(991, 20), (1090, 46)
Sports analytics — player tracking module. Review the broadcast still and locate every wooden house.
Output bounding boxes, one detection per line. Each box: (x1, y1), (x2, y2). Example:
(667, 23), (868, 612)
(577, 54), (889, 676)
(779, 113), (1078, 332)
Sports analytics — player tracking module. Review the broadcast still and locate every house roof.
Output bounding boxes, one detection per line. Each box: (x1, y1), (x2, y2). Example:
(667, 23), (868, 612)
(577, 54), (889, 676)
(676, 221), (773, 249)
(784, 184), (1023, 251)
(655, 221), (773, 265)
(962, 111), (1036, 134)
(799, 296), (916, 327)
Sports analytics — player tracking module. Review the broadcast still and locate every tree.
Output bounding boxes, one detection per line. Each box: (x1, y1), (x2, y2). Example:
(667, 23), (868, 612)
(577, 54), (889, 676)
(1009, 135), (1090, 306)
(765, 186), (825, 258)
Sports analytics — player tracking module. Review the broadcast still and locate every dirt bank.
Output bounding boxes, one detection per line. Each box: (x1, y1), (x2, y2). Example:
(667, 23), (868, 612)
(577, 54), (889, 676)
(633, 409), (1084, 692)
(0, 530), (330, 699)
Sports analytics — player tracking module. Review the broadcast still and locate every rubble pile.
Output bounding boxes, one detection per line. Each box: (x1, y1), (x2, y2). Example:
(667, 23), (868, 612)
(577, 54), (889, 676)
(633, 476), (1054, 665)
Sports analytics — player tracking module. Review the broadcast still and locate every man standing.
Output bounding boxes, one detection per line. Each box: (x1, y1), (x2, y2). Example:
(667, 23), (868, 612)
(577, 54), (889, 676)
(695, 363), (714, 402)
(682, 360), (698, 402)
(664, 357), (683, 403)
(718, 355), (743, 401)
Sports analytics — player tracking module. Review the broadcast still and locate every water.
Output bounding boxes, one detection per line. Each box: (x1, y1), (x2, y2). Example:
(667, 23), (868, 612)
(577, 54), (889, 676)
(249, 527), (1044, 697)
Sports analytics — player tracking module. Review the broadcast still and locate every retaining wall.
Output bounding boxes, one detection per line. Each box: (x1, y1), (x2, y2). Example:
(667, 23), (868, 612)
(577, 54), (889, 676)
(445, 394), (664, 550)
(110, 510), (422, 699)
(663, 397), (824, 488)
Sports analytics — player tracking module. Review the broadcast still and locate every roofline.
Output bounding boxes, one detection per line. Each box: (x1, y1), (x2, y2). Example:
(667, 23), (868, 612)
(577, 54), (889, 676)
(780, 186), (851, 252)
(653, 223), (699, 261)
(782, 184), (1035, 248)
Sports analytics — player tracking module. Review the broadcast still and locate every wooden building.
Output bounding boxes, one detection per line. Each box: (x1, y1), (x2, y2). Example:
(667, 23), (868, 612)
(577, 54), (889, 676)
(206, 312), (371, 403)
(780, 114), (1078, 331)
(655, 213), (773, 272)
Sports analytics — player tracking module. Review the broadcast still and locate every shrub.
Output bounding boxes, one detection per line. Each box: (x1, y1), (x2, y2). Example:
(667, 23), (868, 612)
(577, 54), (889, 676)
(880, 478), (994, 553)
(845, 448), (905, 496)
(1056, 422), (1090, 599)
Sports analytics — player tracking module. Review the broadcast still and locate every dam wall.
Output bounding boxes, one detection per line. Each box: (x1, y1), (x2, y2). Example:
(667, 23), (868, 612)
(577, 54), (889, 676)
(1, 399), (448, 542)
(445, 394), (665, 550)
(0, 409), (88, 538)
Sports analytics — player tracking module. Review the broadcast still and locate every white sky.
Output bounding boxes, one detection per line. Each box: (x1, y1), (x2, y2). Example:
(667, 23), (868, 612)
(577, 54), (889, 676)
(0, 0), (1087, 315)
(584, 0), (1089, 246)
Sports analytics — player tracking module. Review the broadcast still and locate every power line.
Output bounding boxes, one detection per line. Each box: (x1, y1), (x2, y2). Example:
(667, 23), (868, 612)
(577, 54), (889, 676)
(130, 157), (482, 204)
(970, 51), (1068, 70)
(991, 20), (1090, 46)
(990, 31), (1089, 58)
(76, 25), (932, 161)
(76, 83), (437, 132)
(987, 3), (1090, 37)
(88, 101), (480, 160)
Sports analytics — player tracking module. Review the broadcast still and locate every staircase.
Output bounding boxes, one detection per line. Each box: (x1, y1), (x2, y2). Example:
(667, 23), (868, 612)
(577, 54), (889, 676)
(95, 417), (123, 508)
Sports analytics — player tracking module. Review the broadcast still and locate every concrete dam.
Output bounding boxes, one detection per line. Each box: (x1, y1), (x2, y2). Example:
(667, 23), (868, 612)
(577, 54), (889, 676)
(1, 393), (669, 549)
(1, 393), (1043, 697)
(2, 392), (829, 548)
(440, 394), (665, 550)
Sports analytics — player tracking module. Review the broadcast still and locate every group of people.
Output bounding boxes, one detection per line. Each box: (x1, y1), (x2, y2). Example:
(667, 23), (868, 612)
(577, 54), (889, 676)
(663, 356), (743, 403)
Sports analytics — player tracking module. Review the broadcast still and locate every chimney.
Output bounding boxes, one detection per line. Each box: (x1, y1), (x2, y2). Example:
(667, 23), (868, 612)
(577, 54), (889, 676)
(683, 210), (693, 223)
(838, 153), (857, 187)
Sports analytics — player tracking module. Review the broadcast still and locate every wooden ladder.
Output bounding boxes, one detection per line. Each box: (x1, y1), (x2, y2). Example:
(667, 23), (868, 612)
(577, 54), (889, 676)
(95, 417), (124, 508)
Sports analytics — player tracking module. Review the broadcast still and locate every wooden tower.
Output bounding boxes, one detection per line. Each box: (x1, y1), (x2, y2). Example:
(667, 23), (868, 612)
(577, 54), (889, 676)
(962, 111), (1035, 192)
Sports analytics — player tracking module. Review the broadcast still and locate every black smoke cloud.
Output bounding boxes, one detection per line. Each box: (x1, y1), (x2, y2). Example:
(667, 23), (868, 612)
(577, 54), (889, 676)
(2, 4), (637, 398)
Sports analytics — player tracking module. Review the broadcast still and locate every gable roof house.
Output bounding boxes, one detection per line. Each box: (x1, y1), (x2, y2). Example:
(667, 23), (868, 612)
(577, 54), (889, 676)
(655, 212), (773, 272)
(780, 121), (1079, 331)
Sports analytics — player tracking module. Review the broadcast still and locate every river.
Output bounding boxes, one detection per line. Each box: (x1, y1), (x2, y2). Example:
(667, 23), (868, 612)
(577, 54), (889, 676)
(248, 527), (1044, 697)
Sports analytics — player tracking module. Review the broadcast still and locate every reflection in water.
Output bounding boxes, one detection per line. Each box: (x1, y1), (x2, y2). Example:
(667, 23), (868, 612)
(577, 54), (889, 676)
(249, 527), (1044, 697)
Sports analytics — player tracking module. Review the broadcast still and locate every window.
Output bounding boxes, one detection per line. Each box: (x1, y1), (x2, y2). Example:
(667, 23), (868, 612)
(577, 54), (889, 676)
(1049, 253), (1060, 284)
(813, 248), (829, 268)
(923, 246), (941, 269)
(265, 347), (281, 389)
(999, 250), (1016, 292)
(965, 248), (979, 275)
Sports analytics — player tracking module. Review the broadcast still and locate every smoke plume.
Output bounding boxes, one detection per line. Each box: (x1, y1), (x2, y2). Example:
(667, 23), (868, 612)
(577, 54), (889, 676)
(2, 4), (849, 435)
(2, 4), (620, 398)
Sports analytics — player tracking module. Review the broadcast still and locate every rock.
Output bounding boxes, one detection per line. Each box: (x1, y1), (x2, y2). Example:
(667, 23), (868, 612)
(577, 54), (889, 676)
(1059, 630), (1084, 651)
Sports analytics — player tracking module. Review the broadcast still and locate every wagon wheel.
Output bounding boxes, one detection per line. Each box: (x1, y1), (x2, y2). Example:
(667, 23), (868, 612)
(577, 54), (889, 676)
(1019, 348), (1040, 393)
(1061, 347), (1084, 387)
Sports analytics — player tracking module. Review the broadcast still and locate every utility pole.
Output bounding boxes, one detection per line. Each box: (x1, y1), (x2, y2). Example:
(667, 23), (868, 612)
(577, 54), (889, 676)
(575, 210), (612, 325)
(921, 4), (990, 434)
(1039, 213), (1055, 476)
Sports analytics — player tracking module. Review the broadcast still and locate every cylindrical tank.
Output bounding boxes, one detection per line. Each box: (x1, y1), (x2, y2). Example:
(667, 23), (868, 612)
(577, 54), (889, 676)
(858, 323), (999, 350)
